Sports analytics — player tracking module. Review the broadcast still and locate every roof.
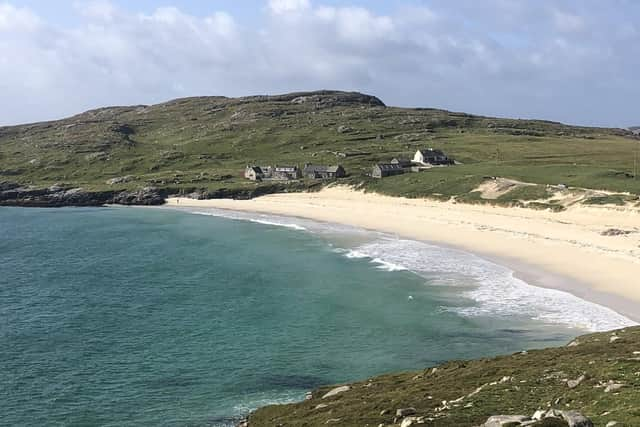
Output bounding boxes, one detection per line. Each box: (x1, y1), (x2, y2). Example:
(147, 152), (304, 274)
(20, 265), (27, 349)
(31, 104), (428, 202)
(375, 163), (404, 171)
(247, 166), (263, 173)
(275, 165), (298, 171)
(304, 164), (343, 173)
(391, 158), (412, 166)
(418, 148), (446, 157)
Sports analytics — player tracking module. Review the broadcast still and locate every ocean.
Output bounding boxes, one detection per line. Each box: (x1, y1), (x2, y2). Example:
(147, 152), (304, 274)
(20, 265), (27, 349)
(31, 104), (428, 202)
(1, 206), (634, 426)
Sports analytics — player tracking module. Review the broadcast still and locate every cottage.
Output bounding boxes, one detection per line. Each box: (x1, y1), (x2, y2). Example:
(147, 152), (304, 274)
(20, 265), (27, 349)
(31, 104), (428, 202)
(372, 163), (405, 178)
(302, 164), (347, 179)
(273, 165), (302, 180)
(390, 158), (413, 169)
(413, 148), (452, 165)
(244, 166), (264, 181)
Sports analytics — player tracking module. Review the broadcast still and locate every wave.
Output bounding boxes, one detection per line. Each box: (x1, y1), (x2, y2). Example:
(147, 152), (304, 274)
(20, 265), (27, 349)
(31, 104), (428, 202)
(342, 238), (637, 332)
(189, 210), (307, 231)
(181, 207), (636, 332)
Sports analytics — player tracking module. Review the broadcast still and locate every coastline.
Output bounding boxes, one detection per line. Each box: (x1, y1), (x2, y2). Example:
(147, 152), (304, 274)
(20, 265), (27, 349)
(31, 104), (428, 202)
(165, 186), (640, 323)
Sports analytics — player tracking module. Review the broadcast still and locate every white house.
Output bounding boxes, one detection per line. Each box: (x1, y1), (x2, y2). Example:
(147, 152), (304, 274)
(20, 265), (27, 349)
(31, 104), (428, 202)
(412, 148), (451, 165)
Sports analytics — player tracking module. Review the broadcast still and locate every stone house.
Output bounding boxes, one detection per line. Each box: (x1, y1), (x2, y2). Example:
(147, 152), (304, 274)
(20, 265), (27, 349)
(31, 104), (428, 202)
(372, 163), (405, 178)
(413, 148), (452, 165)
(302, 164), (347, 179)
(273, 165), (302, 180)
(390, 158), (413, 169)
(244, 166), (264, 181)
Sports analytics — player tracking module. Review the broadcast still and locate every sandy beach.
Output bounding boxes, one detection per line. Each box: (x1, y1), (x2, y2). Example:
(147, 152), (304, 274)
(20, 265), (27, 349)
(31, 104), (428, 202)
(166, 187), (640, 322)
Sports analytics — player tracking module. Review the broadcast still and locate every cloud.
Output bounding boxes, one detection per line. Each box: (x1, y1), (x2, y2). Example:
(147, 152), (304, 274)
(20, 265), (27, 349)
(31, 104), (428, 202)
(0, 0), (638, 127)
(268, 0), (311, 14)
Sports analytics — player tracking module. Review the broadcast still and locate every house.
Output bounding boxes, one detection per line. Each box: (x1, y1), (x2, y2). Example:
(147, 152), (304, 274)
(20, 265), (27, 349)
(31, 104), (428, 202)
(302, 164), (347, 179)
(391, 158), (413, 169)
(372, 163), (405, 178)
(273, 165), (302, 180)
(244, 166), (264, 181)
(413, 148), (452, 165)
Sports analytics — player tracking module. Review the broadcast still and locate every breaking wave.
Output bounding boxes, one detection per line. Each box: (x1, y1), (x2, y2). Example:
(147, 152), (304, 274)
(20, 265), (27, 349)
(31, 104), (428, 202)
(344, 237), (637, 332)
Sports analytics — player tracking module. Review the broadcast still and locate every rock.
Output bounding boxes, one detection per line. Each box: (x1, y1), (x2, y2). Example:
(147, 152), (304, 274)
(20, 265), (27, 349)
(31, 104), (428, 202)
(604, 382), (624, 393)
(337, 125), (353, 134)
(314, 403), (328, 410)
(305, 392), (313, 400)
(380, 409), (391, 416)
(322, 385), (350, 399)
(482, 415), (529, 426)
(610, 336), (622, 343)
(567, 375), (586, 389)
(559, 410), (593, 427)
(401, 416), (426, 427)
(606, 422), (618, 427)
(532, 410), (546, 420)
(396, 408), (417, 417)
(106, 175), (135, 185)
(325, 418), (341, 424)
(567, 340), (580, 347)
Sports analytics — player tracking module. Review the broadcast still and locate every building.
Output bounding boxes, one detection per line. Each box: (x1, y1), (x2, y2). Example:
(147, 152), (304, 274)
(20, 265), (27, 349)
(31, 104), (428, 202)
(302, 164), (347, 179)
(273, 165), (302, 180)
(412, 148), (452, 165)
(372, 163), (405, 178)
(244, 166), (264, 181)
(390, 158), (413, 168)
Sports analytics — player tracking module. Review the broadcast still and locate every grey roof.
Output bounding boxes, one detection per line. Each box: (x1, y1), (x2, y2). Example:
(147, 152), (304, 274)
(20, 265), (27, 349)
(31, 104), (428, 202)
(304, 164), (343, 173)
(418, 148), (446, 157)
(248, 166), (263, 173)
(275, 165), (298, 171)
(375, 163), (404, 171)
(391, 158), (412, 166)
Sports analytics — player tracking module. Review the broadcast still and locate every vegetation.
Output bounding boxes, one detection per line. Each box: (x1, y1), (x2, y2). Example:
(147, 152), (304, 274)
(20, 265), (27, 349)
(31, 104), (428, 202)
(249, 326), (640, 426)
(1, 90), (639, 203)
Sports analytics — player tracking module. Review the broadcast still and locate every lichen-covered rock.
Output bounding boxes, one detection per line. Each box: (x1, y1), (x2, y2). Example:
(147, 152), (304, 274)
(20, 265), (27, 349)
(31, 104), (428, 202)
(321, 385), (350, 399)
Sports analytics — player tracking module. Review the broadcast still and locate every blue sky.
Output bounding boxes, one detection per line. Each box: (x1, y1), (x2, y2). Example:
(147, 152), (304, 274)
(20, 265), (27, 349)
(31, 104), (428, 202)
(1, 0), (639, 127)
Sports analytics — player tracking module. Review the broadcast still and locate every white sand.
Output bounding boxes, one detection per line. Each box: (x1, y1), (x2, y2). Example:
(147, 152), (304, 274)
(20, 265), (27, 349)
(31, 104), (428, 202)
(166, 187), (640, 320)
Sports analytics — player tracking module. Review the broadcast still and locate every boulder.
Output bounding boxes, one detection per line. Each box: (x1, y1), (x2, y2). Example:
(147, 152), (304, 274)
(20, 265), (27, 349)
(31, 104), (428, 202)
(396, 408), (417, 417)
(482, 415), (529, 426)
(559, 411), (593, 427)
(401, 416), (426, 427)
(604, 382), (624, 393)
(567, 375), (586, 389)
(321, 385), (350, 399)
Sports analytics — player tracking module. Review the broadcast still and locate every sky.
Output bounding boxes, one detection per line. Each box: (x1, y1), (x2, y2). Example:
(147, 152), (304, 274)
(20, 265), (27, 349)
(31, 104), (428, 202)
(0, 0), (639, 127)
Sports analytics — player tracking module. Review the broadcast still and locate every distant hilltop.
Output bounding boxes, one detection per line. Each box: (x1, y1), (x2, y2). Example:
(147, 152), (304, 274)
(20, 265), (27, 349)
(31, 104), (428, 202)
(1, 89), (639, 208)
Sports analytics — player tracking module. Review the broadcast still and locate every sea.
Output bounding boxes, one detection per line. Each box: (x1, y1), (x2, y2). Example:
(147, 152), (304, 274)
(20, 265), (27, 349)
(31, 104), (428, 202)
(1, 206), (635, 426)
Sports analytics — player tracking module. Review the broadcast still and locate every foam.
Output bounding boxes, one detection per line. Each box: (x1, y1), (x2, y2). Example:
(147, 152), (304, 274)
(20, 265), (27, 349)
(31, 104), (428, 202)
(190, 210), (307, 231)
(181, 207), (637, 332)
(346, 237), (637, 332)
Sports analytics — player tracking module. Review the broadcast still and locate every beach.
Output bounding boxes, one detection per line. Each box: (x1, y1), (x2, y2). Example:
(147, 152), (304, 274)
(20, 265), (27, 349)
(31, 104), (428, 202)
(166, 186), (640, 322)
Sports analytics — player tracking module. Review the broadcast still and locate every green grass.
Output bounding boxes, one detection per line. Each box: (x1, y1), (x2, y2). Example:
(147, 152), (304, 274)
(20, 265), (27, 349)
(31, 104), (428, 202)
(2, 90), (639, 204)
(249, 327), (640, 426)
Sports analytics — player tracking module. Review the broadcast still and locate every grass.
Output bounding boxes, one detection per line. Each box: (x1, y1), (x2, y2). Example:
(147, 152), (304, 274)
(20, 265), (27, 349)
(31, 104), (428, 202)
(1, 90), (639, 204)
(249, 326), (640, 426)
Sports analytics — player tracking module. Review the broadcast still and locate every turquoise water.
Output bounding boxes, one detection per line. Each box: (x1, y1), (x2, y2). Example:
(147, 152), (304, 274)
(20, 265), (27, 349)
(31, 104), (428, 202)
(0, 207), (611, 426)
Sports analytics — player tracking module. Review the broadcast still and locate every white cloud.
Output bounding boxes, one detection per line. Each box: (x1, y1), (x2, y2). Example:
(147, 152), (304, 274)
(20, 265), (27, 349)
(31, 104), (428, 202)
(0, 0), (638, 127)
(268, 0), (311, 14)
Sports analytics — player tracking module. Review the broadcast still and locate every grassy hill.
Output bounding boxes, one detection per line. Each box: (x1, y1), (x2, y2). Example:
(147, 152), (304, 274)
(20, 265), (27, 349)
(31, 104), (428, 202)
(1, 90), (639, 205)
(247, 326), (640, 426)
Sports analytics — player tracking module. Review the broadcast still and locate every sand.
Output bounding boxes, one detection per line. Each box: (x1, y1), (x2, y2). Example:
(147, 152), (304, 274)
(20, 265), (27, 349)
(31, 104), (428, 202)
(165, 187), (640, 321)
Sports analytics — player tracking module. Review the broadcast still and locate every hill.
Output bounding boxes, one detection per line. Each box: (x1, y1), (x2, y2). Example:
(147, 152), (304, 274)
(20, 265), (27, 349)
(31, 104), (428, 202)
(1, 90), (639, 206)
(247, 326), (640, 426)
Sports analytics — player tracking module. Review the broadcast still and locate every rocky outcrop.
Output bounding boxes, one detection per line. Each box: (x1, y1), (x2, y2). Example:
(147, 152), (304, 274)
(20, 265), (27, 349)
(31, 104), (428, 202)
(0, 182), (167, 207)
(481, 409), (593, 427)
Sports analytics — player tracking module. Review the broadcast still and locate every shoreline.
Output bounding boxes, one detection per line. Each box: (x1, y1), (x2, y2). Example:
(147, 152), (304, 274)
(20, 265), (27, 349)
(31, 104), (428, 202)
(164, 187), (640, 324)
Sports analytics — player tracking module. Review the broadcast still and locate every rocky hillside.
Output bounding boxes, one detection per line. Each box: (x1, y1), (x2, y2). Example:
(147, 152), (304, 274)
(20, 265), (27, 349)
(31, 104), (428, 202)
(1, 90), (639, 206)
(246, 326), (640, 426)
